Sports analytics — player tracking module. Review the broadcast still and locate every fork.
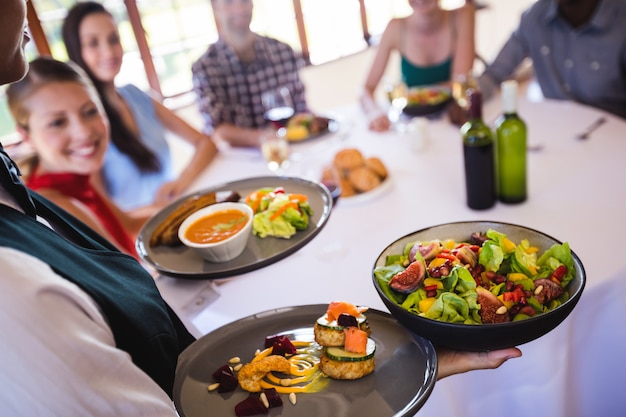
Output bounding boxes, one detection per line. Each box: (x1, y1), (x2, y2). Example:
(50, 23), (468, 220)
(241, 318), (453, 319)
(577, 117), (607, 140)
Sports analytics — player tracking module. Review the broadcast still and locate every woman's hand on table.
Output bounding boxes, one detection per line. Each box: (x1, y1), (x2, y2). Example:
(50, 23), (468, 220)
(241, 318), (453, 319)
(436, 347), (522, 380)
(367, 112), (392, 132)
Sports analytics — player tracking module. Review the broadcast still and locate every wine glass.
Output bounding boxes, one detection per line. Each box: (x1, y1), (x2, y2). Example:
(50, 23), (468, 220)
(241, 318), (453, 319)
(384, 80), (408, 123)
(260, 129), (290, 175)
(262, 87), (295, 130)
(449, 74), (477, 126)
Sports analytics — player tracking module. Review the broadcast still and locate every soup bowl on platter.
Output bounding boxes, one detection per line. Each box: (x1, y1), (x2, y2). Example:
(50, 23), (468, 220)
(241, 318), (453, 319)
(178, 202), (253, 263)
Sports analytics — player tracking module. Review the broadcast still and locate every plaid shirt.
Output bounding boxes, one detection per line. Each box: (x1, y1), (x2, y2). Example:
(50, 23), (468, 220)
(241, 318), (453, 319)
(192, 34), (308, 132)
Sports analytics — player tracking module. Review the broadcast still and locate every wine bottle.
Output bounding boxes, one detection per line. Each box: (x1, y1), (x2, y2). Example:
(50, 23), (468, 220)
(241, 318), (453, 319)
(460, 89), (496, 210)
(495, 80), (527, 203)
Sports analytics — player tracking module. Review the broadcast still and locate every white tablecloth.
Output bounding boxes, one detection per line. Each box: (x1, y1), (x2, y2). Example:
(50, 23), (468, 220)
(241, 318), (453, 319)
(156, 97), (626, 417)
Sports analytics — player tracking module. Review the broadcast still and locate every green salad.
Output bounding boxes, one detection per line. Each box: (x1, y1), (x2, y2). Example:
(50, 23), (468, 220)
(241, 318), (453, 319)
(374, 229), (576, 324)
(244, 187), (313, 239)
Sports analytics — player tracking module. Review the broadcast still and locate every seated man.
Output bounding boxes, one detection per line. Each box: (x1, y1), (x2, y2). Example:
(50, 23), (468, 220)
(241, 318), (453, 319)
(478, 0), (626, 119)
(192, 0), (308, 147)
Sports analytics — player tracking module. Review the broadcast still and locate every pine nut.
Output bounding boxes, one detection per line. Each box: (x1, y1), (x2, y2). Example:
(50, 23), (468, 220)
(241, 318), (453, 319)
(233, 364), (243, 372)
(207, 383), (220, 392)
(289, 392), (297, 405)
(496, 306), (507, 315)
(534, 285), (544, 295)
(280, 379), (291, 386)
(260, 392), (269, 408)
(228, 356), (241, 364)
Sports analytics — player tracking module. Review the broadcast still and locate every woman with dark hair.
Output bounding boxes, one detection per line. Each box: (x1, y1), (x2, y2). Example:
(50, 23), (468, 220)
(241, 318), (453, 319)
(62, 1), (218, 212)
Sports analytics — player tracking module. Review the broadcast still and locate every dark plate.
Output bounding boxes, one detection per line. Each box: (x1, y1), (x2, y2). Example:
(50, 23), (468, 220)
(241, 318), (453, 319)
(402, 87), (452, 117)
(136, 176), (333, 279)
(287, 118), (340, 143)
(372, 221), (586, 351)
(173, 304), (437, 417)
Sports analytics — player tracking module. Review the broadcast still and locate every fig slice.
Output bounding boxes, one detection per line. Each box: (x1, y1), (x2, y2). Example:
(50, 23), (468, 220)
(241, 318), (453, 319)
(476, 287), (510, 324)
(533, 278), (564, 304)
(455, 245), (478, 267)
(408, 241), (442, 263)
(389, 260), (426, 293)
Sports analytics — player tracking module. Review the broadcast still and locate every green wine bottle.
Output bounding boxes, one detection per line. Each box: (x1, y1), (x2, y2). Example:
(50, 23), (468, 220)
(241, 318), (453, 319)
(460, 89), (496, 210)
(495, 80), (527, 203)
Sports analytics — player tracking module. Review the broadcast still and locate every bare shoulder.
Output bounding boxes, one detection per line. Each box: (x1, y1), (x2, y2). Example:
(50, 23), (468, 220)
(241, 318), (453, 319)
(379, 17), (404, 48)
(453, 3), (476, 21)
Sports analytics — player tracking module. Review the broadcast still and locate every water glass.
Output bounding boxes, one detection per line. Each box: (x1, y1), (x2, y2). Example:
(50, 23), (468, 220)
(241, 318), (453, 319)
(260, 130), (290, 175)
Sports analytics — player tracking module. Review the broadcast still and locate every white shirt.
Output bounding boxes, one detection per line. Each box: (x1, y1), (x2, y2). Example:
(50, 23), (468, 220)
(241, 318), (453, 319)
(0, 247), (179, 416)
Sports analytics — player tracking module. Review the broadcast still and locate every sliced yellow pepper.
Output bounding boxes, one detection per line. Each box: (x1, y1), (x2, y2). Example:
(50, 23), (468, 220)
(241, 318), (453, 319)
(419, 297), (436, 313)
(423, 277), (444, 289)
(508, 272), (529, 282)
(503, 238), (516, 252)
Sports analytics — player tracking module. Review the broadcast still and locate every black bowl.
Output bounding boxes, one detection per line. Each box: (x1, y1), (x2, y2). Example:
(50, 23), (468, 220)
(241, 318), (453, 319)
(372, 221), (586, 351)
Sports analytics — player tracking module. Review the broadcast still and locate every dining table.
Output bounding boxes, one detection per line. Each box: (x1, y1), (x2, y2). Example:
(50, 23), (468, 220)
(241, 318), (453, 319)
(154, 94), (626, 417)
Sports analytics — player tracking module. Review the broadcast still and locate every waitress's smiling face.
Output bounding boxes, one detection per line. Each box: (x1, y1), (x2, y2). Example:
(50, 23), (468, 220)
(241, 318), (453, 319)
(0, 0), (30, 85)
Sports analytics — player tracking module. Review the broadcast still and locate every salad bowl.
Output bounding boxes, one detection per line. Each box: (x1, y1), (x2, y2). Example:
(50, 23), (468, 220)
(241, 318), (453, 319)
(372, 221), (586, 351)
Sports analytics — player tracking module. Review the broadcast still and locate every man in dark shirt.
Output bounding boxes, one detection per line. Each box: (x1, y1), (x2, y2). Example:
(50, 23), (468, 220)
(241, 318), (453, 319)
(479, 0), (626, 119)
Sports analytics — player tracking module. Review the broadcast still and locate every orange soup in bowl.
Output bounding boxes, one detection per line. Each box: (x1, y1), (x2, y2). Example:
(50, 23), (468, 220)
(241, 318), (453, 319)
(183, 209), (249, 244)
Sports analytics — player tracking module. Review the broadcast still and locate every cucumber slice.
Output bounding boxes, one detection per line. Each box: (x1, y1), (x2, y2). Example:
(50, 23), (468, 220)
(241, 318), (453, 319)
(325, 338), (376, 362)
(316, 315), (367, 330)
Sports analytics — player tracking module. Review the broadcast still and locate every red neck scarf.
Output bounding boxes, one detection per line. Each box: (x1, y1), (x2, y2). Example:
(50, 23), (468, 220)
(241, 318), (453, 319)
(27, 171), (137, 258)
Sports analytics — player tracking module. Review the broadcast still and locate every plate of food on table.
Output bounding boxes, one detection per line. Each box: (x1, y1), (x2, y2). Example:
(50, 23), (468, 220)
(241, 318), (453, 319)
(402, 86), (452, 117)
(136, 176), (333, 279)
(173, 302), (437, 417)
(329, 148), (392, 205)
(284, 113), (339, 143)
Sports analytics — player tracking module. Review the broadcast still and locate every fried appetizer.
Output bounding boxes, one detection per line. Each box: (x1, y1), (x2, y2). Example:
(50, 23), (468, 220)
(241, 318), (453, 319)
(319, 337), (376, 380)
(237, 355), (291, 392)
(314, 301), (370, 347)
(149, 190), (240, 247)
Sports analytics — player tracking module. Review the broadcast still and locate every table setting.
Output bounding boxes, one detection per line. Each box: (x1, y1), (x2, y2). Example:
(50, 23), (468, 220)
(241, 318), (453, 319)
(151, 91), (626, 417)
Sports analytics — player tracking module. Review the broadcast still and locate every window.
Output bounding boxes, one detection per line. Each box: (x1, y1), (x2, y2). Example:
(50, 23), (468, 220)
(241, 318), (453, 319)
(0, 0), (437, 141)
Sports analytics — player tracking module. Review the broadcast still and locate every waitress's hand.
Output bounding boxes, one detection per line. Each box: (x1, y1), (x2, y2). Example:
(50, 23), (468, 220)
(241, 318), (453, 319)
(436, 347), (522, 380)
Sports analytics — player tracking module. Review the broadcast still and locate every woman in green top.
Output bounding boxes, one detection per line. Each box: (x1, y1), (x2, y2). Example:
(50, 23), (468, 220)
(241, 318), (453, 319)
(361, 0), (476, 132)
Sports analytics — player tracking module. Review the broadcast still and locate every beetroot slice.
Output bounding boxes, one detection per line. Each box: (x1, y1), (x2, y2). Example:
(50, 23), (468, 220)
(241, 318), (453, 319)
(212, 364), (234, 381)
(263, 388), (283, 408)
(264, 335), (296, 356)
(337, 313), (358, 328)
(235, 395), (268, 416)
(211, 364), (238, 393)
(217, 372), (238, 393)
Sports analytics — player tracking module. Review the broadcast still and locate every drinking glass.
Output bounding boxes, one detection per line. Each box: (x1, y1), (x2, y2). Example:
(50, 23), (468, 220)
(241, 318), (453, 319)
(260, 130), (290, 175)
(384, 81), (408, 123)
(451, 74), (476, 110)
(262, 87), (295, 129)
